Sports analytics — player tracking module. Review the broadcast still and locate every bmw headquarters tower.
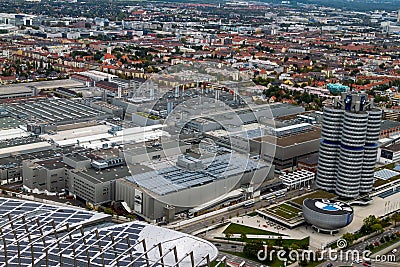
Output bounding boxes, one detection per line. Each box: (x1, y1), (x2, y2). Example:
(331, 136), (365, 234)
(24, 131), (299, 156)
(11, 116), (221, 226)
(316, 92), (381, 198)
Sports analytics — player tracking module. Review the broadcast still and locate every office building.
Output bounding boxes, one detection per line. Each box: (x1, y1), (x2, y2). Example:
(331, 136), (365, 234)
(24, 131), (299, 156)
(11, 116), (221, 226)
(316, 92), (381, 198)
(279, 169), (315, 190)
(251, 124), (321, 170)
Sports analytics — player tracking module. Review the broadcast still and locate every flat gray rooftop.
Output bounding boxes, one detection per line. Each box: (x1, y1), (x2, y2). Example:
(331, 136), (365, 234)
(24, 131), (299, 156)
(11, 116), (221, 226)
(0, 117), (22, 129)
(0, 136), (43, 149)
(64, 153), (90, 162)
(5, 99), (109, 124)
(76, 165), (132, 184)
(127, 153), (265, 195)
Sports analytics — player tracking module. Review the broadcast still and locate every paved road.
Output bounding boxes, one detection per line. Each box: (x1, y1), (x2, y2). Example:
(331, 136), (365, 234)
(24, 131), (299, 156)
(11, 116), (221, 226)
(349, 226), (400, 253)
(171, 189), (305, 266)
(214, 242), (244, 253)
(175, 203), (265, 234)
(175, 189), (305, 234)
(318, 261), (399, 267)
(316, 226), (400, 267)
(217, 251), (261, 267)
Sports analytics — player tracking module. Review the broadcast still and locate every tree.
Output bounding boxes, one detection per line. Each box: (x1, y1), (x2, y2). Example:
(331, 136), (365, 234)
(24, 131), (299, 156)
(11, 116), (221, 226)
(299, 259), (310, 267)
(342, 233), (355, 246)
(126, 214), (136, 221)
(276, 236), (283, 247)
(243, 240), (269, 261)
(103, 208), (114, 215)
(225, 231), (232, 240)
(392, 213), (400, 227)
(371, 223), (383, 233)
(240, 233), (247, 241)
(363, 215), (381, 233)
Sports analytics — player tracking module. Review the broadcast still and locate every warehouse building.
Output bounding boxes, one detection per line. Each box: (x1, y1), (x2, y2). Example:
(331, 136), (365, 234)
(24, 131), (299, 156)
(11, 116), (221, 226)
(251, 125), (321, 170)
(23, 157), (68, 193)
(116, 148), (271, 222)
(5, 99), (112, 134)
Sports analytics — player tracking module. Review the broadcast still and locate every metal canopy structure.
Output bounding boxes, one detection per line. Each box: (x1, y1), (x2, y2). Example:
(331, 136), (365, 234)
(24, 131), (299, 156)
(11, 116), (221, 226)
(0, 197), (218, 267)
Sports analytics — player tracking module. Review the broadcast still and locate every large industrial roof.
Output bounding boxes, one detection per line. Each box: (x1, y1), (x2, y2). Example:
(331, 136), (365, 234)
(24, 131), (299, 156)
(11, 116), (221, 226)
(127, 153), (264, 195)
(254, 127), (321, 147)
(0, 79), (84, 96)
(0, 197), (217, 267)
(5, 99), (109, 124)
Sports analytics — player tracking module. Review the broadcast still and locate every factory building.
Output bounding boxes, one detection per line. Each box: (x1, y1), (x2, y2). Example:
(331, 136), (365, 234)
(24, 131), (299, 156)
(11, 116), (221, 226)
(251, 124), (321, 170)
(117, 144), (272, 222)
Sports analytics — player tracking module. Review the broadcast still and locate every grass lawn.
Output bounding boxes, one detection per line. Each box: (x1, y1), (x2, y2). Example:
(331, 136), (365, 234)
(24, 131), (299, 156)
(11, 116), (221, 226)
(282, 237), (309, 248)
(290, 190), (336, 206)
(280, 203), (301, 213)
(223, 223), (282, 236)
(273, 209), (297, 219)
(268, 203), (301, 219)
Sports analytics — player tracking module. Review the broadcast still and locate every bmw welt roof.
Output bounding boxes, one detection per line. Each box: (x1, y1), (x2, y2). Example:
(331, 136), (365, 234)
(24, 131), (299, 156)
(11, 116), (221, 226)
(0, 197), (217, 267)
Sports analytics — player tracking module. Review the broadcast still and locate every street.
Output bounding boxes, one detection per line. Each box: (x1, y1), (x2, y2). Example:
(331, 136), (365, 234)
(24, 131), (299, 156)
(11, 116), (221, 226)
(175, 188), (305, 234)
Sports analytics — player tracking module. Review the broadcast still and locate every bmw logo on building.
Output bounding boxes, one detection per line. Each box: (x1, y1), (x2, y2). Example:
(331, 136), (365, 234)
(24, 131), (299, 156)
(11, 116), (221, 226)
(302, 198), (354, 231)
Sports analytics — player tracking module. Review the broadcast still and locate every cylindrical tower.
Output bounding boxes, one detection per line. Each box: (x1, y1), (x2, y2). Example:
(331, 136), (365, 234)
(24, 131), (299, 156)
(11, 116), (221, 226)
(360, 145), (378, 193)
(316, 142), (339, 191)
(315, 92), (381, 199)
(320, 107), (344, 142)
(360, 109), (382, 194)
(316, 107), (343, 191)
(335, 111), (368, 198)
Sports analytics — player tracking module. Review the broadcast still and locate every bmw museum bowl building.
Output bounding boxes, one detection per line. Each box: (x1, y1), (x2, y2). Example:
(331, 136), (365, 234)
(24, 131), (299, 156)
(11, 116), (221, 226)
(302, 198), (354, 234)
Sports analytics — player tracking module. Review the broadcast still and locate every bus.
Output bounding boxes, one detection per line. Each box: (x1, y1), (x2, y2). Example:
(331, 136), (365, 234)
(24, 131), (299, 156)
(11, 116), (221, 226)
(243, 200), (255, 208)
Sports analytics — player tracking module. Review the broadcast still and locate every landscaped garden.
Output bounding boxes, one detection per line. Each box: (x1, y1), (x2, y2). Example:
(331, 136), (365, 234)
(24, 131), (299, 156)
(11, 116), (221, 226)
(267, 203), (302, 219)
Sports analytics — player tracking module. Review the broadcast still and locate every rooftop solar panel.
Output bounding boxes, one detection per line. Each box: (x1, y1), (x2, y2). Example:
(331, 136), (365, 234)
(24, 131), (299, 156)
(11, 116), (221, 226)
(374, 169), (400, 180)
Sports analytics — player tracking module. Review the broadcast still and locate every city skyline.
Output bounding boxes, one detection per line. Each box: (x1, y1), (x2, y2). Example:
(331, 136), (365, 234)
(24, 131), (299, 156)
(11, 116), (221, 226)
(0, 1), (399, 266)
